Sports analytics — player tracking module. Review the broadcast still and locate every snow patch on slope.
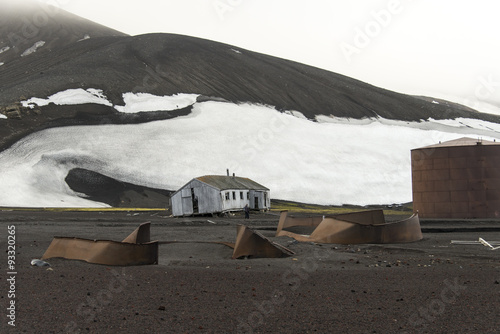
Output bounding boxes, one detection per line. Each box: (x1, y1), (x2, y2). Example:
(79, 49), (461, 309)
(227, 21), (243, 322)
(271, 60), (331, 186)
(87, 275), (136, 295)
(21, 41), (45, 57)
(22, 89), (112, 108)
(114, 93), (199, 113)
(0, 46), (10, 54)
(1, 97), (499, 208)
(21, 89), (199, 113)
(78, 34), (90, 42)
(317, 115), (500, 139)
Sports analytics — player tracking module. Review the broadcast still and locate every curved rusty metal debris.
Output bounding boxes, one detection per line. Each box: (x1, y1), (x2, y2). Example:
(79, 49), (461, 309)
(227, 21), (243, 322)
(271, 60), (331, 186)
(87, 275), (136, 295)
(276, 210), (422, 244)
(41, 222), (292, 264)
(41, 222), (158, 266)
(122, 221), (151, 244)
(158, 225), (293, 259)
(232, 225), (294, 259)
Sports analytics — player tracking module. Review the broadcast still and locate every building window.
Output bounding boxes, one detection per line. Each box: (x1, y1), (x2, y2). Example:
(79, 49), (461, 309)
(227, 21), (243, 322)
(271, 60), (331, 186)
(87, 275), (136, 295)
(240, 191), (244, 200)
(225, 192), (230, 200)
(232, 191), (236, 200)
(247, 192), (249, 200)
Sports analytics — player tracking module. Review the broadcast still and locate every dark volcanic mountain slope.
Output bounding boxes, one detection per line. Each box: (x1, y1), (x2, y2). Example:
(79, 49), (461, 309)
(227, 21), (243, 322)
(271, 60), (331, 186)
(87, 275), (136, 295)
(1, 4), (499, 156)
(0, 0), (127, 65)
(1, 31), (495, 123)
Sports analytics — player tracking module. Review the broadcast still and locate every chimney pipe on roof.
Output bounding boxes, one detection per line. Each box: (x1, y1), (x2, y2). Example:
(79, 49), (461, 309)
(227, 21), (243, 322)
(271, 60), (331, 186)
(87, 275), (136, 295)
(227, 169), (229, 176)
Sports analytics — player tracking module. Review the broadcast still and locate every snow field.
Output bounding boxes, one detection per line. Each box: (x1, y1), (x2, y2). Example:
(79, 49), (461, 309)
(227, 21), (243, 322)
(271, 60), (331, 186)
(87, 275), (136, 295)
(2, 90), (499, 207)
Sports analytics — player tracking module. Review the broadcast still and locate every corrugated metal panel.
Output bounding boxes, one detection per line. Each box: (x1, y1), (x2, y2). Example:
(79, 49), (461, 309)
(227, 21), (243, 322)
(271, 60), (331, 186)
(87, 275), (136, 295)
(196, 175), (269, 191)
(181, 197), (193, 215)
(195, 184), (223, 214)
(171, 192), (183, 216)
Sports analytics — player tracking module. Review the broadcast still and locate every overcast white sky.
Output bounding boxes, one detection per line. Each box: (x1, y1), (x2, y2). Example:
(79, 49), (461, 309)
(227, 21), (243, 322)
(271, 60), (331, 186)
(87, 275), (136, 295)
(33, 0), (500, 111)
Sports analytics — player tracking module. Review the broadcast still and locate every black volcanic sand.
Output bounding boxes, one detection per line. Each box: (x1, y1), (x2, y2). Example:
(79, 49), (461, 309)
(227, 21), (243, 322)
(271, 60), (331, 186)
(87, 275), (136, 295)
(1, 210), (499, 333)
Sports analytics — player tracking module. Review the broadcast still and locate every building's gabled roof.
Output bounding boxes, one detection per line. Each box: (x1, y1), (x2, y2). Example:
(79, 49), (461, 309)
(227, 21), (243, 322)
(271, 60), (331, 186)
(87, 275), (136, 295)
(196, 175), (269, 191)
(415, 137), (499, 150)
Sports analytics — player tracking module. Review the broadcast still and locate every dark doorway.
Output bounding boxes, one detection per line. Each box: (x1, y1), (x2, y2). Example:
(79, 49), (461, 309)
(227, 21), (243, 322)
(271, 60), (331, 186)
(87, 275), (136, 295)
(254, 197), (259, 209)
(191, 188), (198, 213)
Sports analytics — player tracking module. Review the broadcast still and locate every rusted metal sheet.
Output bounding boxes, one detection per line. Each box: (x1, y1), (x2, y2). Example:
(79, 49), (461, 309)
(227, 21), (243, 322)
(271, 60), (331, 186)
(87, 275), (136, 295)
(159, 225), (293, 259)
(232, 225), (294, 259)
(122, 221), (151, 244)
(41, 238), (158, 266)
(276, 210), (422, 244)
(412, 137), (500, 218)
(276, 213), (323, 234)
(41, 222), (158, 265)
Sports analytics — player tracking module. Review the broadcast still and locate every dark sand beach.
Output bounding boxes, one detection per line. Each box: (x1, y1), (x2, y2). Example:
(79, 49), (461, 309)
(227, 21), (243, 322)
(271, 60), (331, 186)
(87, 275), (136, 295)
(1, 210), (499, 333)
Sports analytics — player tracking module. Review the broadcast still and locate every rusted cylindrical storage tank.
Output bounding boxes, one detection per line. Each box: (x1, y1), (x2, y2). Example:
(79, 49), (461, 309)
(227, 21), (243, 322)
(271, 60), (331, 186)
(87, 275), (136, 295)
(411, 137), (500, 219)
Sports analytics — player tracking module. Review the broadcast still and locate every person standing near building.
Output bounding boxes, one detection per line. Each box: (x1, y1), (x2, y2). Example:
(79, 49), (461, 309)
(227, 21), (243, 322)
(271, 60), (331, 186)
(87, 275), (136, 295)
(244, 204), (250, 219)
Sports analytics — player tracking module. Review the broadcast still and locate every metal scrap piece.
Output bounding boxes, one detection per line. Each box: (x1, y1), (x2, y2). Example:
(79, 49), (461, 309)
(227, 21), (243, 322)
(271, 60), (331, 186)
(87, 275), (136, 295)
(232, 225), (294, 259)
(276, 210), (422, 244)
(479, 238), (500, 250)
(121, 221), (151, 244)
(451, 239), (500, 250)
(41, 222), (158, 265)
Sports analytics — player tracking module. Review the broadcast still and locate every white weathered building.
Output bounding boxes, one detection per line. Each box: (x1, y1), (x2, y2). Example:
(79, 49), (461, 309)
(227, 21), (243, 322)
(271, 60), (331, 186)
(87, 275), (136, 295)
(171, 174), (270, 216)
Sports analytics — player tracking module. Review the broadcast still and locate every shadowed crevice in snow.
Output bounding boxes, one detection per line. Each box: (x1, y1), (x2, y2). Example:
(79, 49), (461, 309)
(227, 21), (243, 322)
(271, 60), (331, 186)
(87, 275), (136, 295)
(65, 168), (173, 208)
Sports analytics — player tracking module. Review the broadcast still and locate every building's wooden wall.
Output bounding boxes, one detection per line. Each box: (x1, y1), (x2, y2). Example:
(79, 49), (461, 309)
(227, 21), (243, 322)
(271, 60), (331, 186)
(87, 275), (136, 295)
(172, 180), (271, 216)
